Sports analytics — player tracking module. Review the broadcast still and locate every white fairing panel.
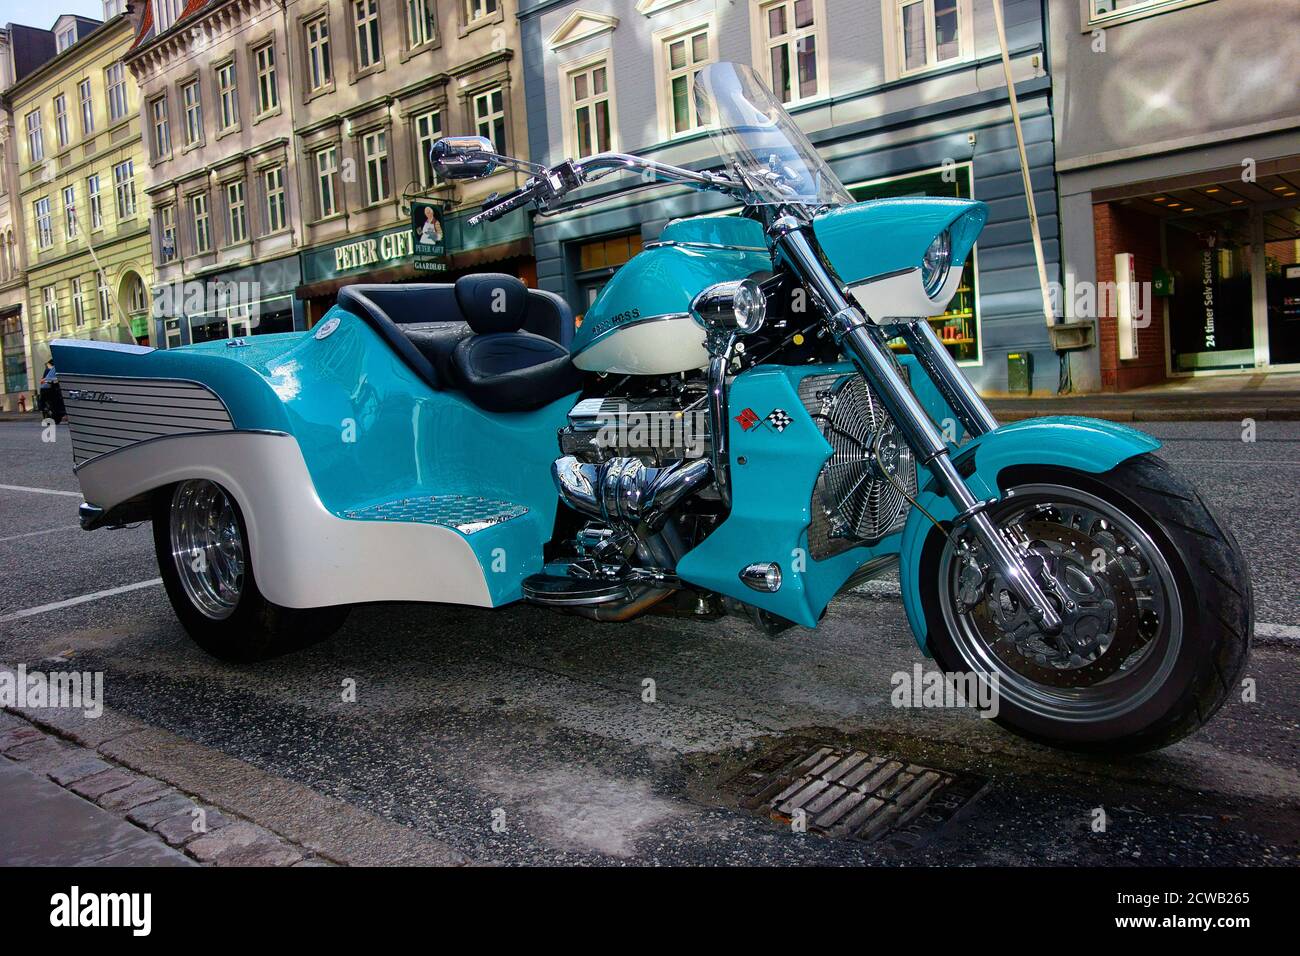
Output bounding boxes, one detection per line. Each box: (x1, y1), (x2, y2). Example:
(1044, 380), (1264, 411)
(572, 316), (709, 375)
(848, 266), (963, 321)
(74, 431), (492, 609)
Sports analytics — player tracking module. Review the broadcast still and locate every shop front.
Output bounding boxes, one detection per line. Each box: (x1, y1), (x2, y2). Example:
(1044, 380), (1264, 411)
(1, 306), (28, 412)
(155, 254), (304, 349)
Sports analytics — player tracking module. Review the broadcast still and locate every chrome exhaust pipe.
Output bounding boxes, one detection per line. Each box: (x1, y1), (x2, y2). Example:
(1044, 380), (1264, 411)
(552, 456), (712, 529)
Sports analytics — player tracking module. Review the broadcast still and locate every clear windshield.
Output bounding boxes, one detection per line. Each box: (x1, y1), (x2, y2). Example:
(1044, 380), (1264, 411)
(695, 62), (853, 208)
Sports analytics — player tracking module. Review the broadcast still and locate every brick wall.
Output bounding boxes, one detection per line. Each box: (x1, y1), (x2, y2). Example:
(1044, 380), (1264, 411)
(1094, 202), (1166, 391)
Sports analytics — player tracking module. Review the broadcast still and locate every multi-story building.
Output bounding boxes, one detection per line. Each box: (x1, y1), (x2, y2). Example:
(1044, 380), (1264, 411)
(9, 7), (154, 385)
(0, 20), (59, 410)
(1050, 0), (1300, 391)
(520, 0), (1061, 393)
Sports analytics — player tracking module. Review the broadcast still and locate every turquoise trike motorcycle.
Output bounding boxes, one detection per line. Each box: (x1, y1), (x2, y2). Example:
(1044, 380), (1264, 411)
(52, 64), (1250, 753)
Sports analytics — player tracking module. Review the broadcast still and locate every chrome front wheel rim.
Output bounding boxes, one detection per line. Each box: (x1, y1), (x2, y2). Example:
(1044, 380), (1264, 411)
(169, 480), (245, 620)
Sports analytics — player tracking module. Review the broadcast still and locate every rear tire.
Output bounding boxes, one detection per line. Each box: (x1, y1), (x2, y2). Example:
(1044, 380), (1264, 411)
(153, 480), (349, 663)
(921, 454), (1252, 754)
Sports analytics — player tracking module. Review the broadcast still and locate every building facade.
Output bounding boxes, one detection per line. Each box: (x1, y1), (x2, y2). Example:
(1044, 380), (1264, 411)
(520, 0), (1062, 393)
(9, 10), (154, 384)
(1050, 0), (1300, 391)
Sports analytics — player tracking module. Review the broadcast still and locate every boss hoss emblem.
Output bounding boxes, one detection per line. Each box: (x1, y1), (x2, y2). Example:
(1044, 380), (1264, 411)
(63, 389), (117, 404)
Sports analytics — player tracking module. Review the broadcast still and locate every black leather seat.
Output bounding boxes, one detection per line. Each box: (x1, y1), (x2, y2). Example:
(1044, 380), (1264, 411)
(336, 278), (581, 413)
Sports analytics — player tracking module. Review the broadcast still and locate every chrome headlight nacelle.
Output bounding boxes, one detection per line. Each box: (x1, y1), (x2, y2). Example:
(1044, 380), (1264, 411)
(692, 278), (767, 343)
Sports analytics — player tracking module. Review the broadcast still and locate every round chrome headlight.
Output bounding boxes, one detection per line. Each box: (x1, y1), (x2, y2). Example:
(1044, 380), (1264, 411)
(921, 230), (952, 298)
(692, 278), (767, 336)
(731, 279), (766, 334)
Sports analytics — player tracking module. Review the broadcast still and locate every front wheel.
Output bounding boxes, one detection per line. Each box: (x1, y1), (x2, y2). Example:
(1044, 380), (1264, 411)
(153, 480), (349, 662)
(921, 454), (1251, 753)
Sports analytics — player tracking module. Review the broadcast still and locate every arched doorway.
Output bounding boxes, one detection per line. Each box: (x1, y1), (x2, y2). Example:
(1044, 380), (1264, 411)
(116, 269), (151, 346)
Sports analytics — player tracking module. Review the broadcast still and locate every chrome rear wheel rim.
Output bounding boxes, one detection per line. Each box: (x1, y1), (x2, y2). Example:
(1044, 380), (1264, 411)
(170, 479), (244, 620)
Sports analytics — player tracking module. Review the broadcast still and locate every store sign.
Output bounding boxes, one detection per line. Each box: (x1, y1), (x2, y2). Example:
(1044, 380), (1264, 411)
(411, 201), (447, 273)
(302, 227), (414, 285)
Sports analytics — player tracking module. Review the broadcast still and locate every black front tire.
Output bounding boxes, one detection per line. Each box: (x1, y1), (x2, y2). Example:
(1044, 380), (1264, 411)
(153, 482), (349, 663)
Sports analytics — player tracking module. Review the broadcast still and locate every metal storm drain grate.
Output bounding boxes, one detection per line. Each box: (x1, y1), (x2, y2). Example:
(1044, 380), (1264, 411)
(727, 743), (988, 846)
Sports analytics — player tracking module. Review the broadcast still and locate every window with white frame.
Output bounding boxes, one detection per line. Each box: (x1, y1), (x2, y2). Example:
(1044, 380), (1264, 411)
(63, 185), (77, 238)
(661, 26), (713, 136)
(473, 87), (506, 154)
(182, 80), (202, 144)
(128, 275), (148, 315)
(353, 0), (382, 70)
(886, 0), (971, 78)
(191, 192), (211, 254)
(54, 94), (69, 148)
(113, 159), (136, 219)
(466, 0), (498, 23)
(314, 145), (339, 218)
(306, 16), (333, 90)
(96, 270), (111, 321)
(263, 165), (287, 233)
(105, 63), (128, 121)
(79, 79), (94, 134)
(159, 204), (176, 261)
(72, 277), (86, 327)
(226, 180), (247, 244)
(406, 0), (437, 47)
(756, 0), (823, 104)
(216, 61), (239, 130)
(1087, 0), (1213, 26)
(42, 286), (58, 332)
(362, 130), (389, 205)
(103, 0), (123, 18)
(57, 25), (75, 51)
(414, 110), (442, 188)
(25, 110), (42, 164)
(151, 95), (170, 157)
(255, 43), (279, 114)
(154, 0), (183, 32)
(34, 198), (52, 250)
(566, 59), (614, 158)
(86, 174), (103, 229)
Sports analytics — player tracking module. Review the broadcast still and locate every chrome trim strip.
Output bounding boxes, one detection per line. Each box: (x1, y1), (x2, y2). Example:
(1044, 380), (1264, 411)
(643, 240), (769, 253)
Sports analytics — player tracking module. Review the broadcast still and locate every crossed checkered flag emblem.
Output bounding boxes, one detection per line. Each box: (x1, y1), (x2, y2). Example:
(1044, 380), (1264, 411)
(765, 409), (793, 432)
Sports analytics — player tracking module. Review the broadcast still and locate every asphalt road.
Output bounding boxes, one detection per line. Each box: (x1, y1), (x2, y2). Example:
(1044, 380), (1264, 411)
(1, 418), (1297, 866)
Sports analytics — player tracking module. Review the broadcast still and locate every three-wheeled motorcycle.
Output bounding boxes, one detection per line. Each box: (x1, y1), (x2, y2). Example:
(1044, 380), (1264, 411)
(51, 63), (1251, 752)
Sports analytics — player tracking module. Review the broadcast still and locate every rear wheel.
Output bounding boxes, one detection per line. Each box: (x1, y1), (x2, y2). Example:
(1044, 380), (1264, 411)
(921, 454), (1251, 753)
(153, 480), (349, 662)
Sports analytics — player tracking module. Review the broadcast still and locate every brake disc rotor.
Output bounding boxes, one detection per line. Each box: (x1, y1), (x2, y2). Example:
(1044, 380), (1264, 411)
(968, 521), (1142, 688)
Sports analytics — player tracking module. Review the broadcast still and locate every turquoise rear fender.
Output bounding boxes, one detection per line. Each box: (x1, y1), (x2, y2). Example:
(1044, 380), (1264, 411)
(899, 416), (1161, 653)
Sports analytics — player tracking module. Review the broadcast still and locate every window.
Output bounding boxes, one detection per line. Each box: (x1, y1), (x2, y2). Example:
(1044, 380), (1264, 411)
(465, 0), (498, 23)
(72, 277), (86, 328)
(306, 16), (332, 90)
(362, 130), (389, 205)
(34, 198), (52, 250)
(54, 95), (69, 148)
(96, 270), (111, 322)
(154, 0), (183, 32)
(86, 174), (103, 229)
(315, 145), (339, 217)
(263, 166), (287, 233)
(25, 110), (43, 164)
(191, 193), (211, 254)
(414, 110), (441, 188)
(79, 79), (94, 134)
(1087, 0), (1214, 27)
(42, 287), (58, 333)
(216, 61), (239, 130)
(182, 80), (202, 145)
(662, 27), (713, 135)
(758, 0), (822, 104)
(887, 0), (971, 78)
(105, 63), (128, 122)
(159, 204), (176, 262)
(406, 0), (437, 47)
(128, 276), (148, 314)
(472, 88), (506, 154)
(57, 26), (76, 52)
(63, 185), (77, 238)
(226, 181), (247, 243)
(353, 0), (382, 70)
(151, 96), (170, 157)
(104, 0), (124, 17)
(254, 44), (278, 114)
(566, 60), (613, 159)
(113, 160), (136, 219)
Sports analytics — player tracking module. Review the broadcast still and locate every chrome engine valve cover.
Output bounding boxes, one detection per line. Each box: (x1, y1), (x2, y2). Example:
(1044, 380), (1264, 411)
(800, 374), (917, 559)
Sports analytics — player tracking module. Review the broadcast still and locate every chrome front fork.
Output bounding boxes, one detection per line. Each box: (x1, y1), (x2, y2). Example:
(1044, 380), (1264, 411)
(775, 222), (1063, 634)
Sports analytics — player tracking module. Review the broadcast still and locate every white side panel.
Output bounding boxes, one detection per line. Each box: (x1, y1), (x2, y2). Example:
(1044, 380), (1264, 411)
(848, 266), (963, 320)
(74, 431), (493, 610)
(572, 316), (709, 375)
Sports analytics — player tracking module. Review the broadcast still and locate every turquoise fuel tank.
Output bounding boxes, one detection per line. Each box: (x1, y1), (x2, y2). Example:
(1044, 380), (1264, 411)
(570, 216), (773, 375)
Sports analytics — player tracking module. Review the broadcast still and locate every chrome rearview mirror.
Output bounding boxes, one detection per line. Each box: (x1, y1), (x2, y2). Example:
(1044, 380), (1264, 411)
(430, 136), (499, 180)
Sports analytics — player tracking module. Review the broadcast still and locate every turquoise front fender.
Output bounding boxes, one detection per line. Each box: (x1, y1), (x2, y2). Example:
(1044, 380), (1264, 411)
(899, 416), (1161, 652)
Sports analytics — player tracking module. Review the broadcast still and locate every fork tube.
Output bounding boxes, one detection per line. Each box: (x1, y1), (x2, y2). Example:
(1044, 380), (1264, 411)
(774, 220), (1062, 634)
(894, 319), (999, 437)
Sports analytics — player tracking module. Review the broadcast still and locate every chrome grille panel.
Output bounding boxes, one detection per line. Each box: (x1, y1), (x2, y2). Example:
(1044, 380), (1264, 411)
(61, 374), (234, 467)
